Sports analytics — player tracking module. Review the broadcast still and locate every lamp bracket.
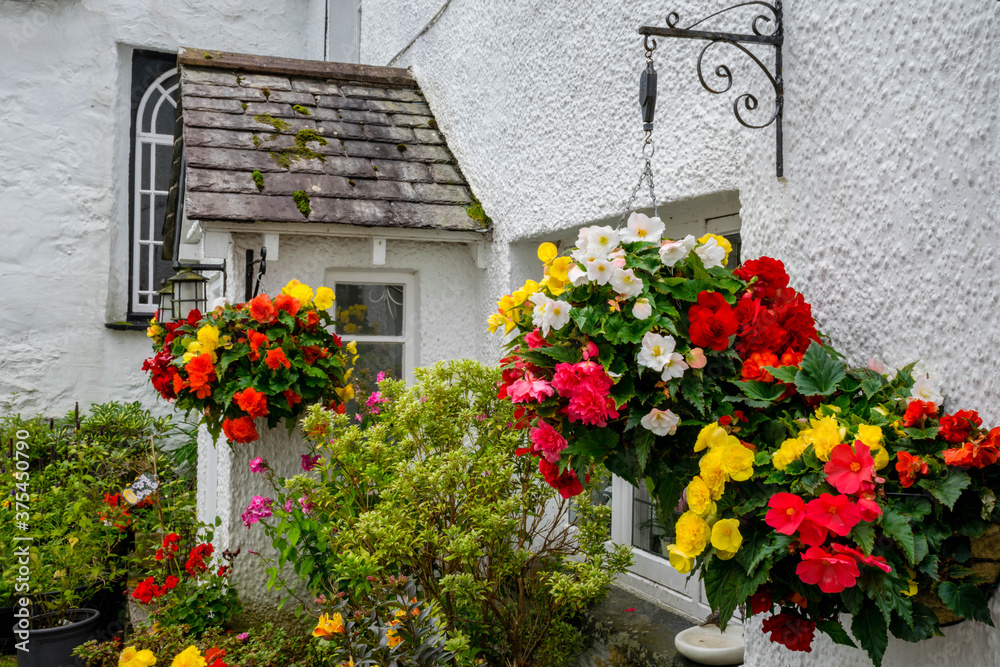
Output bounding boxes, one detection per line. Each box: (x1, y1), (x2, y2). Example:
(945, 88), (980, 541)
(245, 247), (267, 302)
(639, 1), (784, 177)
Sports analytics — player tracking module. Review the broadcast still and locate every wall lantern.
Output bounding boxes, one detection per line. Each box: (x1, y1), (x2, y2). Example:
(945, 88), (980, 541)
(638, 1), (784, 177)
(164, 268), (208, 321)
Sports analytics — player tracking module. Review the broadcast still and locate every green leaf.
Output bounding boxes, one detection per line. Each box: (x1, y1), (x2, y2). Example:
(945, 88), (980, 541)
(816, 619), (857, 648)
(287, 524), (301, 547)
(680, 373), (707, 416)
(851, 522), (876, 556)
(882, 509), (916, 565)
(635, 430), (654, 474)
(889, 602), (940, 642)
(564, 429), (620, 460)
(534, 344), (582, 364)
(938, 582), (995, 626)
(764, 365), (800, 384)
(737, 533), (793, 576)
(654, 278), (714, 302)
(734, 380), (786, 403)
(917, 469), (971, 510)
(704, 559), (769, 631)
(794, 343), (846, 396)
(851, 603), (889, 667)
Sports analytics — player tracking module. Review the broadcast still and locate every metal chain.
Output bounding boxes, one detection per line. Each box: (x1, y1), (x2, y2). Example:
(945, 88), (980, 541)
(617, 140), (659, 227)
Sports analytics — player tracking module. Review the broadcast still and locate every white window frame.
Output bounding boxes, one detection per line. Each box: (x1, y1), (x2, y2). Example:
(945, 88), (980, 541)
(324, 269), (418, 382)
(131, 67), (179, 315)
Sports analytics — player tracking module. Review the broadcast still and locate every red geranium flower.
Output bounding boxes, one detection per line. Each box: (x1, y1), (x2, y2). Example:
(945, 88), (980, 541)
(824, 441), (875, 495)
(761, 612), (816, 652)
(249, 294), (277, 323)
(765, 493), (806, 535)
(938, 410), (983, 443)
(234, 387), (269, 419)
(895, 451), (929, 487)
(688, 291), (738, 351)
(805, 493), (861, 537)
(795, 546), (860, 593)
(164, 575), (180, 590)
(222, 416), (259, 444)
(903, 400), (938, 427)
(265, 348), (291, 371)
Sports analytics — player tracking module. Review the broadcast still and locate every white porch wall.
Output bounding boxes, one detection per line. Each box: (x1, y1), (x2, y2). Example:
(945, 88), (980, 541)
(361, 1), (1000, 665)
(0, 0), (331, 414)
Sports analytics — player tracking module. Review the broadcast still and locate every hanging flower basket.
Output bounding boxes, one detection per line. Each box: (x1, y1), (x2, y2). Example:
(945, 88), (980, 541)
(143, 280), (355, 444)
(492, 215), (1000, 666)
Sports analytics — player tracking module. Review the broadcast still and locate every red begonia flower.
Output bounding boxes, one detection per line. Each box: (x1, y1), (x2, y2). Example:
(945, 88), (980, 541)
(795, 546), (860, 593)
(805, 494), (861, 537)
(765, 493), (806, 535)
(824, 441), (875, 495)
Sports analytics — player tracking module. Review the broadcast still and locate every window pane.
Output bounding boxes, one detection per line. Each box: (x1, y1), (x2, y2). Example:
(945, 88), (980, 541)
(335, 283), (405, 336)
(140, 194), (151, 241)
(141, 95), (156, 133)
(724, 232), (742, 270)
(631, 484), (681, 557)
(139, 244), (150, 293)
(154, 143), (172, 192)
(140, 143), (151, 191)
(155, 97), (176, 136)
(354, 342), (404, 384)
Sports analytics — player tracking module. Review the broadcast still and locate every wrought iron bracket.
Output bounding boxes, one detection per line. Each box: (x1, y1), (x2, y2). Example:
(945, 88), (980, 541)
(244, 247), (267, 302)
(639, 1), (784, 177)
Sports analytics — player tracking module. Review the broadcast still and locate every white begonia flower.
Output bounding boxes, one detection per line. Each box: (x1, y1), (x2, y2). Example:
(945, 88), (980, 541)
(610, 267), (644, 298)
(637, 332), (679, 372)
(660, 353), (689, 381)
(632, 298), (653, 320)
(909, 373), (944, 405)
(211, 297), (231, 310)
(641, 408), (680, 436)
(659, 235), (697, 267)
(621, 212), (666, 244)
(531, 294), (571, 337)
(585, 226), (620, 258)
(586, 258), (616, 285)
(694, 237), (726, 269)
(571, 227), (592, 261)
(568, 264), (589, 286)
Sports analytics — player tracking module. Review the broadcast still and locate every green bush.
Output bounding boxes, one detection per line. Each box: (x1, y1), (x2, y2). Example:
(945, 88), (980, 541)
(251, 360), (631, 667)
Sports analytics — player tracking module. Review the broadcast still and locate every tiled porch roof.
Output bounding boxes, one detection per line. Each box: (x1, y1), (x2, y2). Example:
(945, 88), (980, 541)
(174, 47), (484, 232)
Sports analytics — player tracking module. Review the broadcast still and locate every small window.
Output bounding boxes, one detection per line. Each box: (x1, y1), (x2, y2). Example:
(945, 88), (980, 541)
(128, 50), (179, 317)
(327, 271), (417, 385)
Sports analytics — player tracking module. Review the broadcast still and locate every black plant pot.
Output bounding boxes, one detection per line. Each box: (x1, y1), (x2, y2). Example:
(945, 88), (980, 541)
(14, 608), (100, 667)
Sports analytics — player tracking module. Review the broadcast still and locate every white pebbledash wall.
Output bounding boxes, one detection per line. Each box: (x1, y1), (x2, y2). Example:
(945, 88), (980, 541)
(360, 1), (1000, 665)
(0, 0), (350, 414)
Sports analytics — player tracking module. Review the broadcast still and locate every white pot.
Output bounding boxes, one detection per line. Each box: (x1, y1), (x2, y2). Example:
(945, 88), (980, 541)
(674, 624), (745, 666)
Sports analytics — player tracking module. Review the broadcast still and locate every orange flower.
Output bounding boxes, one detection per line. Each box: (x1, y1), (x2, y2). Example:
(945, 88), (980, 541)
(283, 389), (302, 408)
(185, 353), (216, 398)
(234, 387), (269, 419)
(247, 330), (269, 361)
(265, 348), (291, 371)
(274, 294), (301, 317)
(222, 416), (259, 443)
(249, 294), (277, 323)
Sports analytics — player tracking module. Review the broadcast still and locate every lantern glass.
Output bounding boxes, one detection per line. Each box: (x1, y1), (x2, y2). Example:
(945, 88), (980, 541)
(155, 283), (174, 322)
(168, 268), (208, 321)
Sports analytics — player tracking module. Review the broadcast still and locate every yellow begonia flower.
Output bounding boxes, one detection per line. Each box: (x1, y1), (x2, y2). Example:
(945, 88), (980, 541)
(288, 283), (314, 305)
(699, 449), (727, 499)
(667, 545), (696, 573)
(335, 385), (355, 402)
(314, 286), (335, 310)
(698, 233), (732, 264)
(346, 341), (357, 355)
(772, 438), (808, 471)
(857, 424), (889, 469)
(146, 325), (163, 339)
(694, 424), (729, 452)
(719, 441), (755, 481)
(119, 646), (157, 667)
(312, 612), (346, 638)
(537, 242), (558, 264)
(540, 274), (567, 296)
(674, 511), (710, 557)
(169, 646), (205, 667)
(197, 325), (220, 352)
(711, 518), (743, 553)
(800, 415), (845, 461)
(685, 477), (716, 517)
(548, 256), (573, 283)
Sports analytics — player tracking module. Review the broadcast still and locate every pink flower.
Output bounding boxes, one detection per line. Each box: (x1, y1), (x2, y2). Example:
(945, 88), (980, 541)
(237, 632), (249, 641)
(562, 384), (620, 427)
(283, 498), (295, 512)
(582, 341), (599, 360)
(525, 329), (550, 349)
(508, 372), (556, 403)
(299, 495), (314, 514)
(686, 348), (708, 369)
(529, 421), (569, 463)
(551, 361), (613, 398)
(795, 546), (861, 593)
(249, 456), (267, 474)
(376, 371), (387, 382)
(805, 494), (861, 537)
(824, 441), (875, 495)
(301, 454), (321, 471)
(241, 495), (274, 528)
(765, 493), (806, 535)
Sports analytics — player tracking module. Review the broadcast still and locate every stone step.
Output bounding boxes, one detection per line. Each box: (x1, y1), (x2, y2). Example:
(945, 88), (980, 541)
(573, 585), (744, 667)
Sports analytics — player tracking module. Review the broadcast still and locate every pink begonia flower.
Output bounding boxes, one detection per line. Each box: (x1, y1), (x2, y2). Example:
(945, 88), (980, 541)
(867, 358), (885, 374)
(301, 454), (321, 471)
(529, 420), (568, 463)
(525, 328), (549, 349)
(508, 372), (555, 403)
(686, 348), (708, 369)
(582, 341), (599, 360)
(249, 456), (267, 473)
(241, 496), (274, 528)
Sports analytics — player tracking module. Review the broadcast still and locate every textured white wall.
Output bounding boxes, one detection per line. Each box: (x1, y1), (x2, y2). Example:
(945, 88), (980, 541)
(0, 0), (328, 414)
(361, 1), (1000, 665)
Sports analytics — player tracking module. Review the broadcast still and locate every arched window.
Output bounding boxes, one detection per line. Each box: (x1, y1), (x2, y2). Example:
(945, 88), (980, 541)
(129, 57), (179, 316)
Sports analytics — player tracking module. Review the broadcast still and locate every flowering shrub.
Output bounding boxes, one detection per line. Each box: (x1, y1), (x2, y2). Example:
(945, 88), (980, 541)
(129, 527), (241, 636)
(144, 280), (354, 444)
(492, 214), (1000, 666)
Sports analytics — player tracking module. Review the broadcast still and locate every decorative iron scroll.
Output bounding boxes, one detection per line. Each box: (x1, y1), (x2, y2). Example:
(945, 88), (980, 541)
(639, 1), (784, 177)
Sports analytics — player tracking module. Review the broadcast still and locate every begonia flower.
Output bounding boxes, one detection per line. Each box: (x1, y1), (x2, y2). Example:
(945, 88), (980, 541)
(795, 546), (860, 593)
(805, 494), (861, 537)
(824, 441), (875, 495)
(765, 493), (806, 535)
(621, 211), (665, 243)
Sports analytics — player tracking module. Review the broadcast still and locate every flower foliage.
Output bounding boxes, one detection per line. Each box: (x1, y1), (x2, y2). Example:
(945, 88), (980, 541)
(144, 280), (353, 444)
(491, 214), (1000, 666)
